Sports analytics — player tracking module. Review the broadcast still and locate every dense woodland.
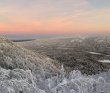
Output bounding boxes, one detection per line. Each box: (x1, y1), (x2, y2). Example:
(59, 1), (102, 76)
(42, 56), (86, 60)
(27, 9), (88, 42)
(17, 36), (110, 75)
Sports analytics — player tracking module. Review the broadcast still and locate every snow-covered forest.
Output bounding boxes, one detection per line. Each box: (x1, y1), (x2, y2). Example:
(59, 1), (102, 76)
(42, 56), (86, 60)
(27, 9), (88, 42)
(1, 37), (110, 93)
(0, 65), (110, 93)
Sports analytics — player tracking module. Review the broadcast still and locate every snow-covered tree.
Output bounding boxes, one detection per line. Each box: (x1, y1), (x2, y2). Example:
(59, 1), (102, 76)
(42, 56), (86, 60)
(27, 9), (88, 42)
(59, 64), (66, 83)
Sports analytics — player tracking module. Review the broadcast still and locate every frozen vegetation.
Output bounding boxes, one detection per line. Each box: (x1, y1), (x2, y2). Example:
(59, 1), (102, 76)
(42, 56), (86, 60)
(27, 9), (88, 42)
(1, 37), (110, 93)
(0, 37), (60, 78)
(0, 65), (110, 93)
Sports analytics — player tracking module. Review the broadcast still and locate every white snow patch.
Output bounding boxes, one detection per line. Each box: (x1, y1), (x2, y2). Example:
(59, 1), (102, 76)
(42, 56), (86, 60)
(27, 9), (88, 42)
(41, 46), (44, 47)
(98, 60), (110, 63)
(89, 52), (101, 55)
(70, 39), (82, 42)
(70, 39), (75, 42)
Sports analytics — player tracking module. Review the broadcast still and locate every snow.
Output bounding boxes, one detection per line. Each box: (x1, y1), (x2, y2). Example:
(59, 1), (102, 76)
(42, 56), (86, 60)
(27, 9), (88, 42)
(89, 52), (110, 56)
(41, 46), (44, 47)
(0, 66), (110, 93)
(70, 39), (75, 42)
(98, 60), (110, 63)
(0, 37), (60, 79)
(89, 52), (101, 55)
(1, 37), (110, 93)
(70, 39), (82, 43)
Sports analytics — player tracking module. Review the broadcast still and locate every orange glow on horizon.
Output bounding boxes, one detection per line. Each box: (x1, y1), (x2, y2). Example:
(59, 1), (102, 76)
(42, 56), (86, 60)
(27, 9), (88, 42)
(0, 7), (110, 35)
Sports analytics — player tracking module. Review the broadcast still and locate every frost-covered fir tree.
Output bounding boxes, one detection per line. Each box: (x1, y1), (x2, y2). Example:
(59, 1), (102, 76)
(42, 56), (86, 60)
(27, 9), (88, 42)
(59, 64), (66, 83)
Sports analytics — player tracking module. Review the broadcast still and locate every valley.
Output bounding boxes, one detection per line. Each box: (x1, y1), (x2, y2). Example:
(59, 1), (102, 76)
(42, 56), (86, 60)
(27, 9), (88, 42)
(16, 35), (110, 75)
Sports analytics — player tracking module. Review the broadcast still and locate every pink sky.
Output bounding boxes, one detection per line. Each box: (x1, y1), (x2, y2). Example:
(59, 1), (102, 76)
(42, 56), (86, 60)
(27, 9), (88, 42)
(0, 0), (110, 35)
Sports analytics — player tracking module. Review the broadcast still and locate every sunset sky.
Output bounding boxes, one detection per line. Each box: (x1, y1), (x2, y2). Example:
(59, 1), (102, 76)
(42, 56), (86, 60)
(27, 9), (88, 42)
(0, 0), (110, 37)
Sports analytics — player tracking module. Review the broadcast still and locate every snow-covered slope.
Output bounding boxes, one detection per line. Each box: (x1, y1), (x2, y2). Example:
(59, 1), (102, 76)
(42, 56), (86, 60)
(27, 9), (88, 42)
(0, 37), (60, 78)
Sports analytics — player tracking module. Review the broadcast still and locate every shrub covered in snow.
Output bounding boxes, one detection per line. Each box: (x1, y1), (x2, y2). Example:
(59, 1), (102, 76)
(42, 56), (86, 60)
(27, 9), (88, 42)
(0, 66), (110, 93)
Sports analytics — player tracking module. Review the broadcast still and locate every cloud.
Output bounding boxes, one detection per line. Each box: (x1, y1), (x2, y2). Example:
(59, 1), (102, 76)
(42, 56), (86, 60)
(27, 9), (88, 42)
(0, 0), (110, 35)
(0, 0), (90, 18)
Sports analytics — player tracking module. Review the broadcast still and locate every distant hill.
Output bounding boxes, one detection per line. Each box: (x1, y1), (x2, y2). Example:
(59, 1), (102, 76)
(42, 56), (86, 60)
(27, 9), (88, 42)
(12, 39), (35, 42)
